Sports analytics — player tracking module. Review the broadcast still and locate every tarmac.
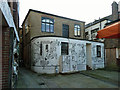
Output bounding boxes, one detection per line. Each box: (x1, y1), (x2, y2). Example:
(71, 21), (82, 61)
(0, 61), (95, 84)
(16, 67), (119, 88)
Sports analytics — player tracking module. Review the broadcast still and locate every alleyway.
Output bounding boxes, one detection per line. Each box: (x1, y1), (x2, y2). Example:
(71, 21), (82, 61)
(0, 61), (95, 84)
(16, 68), (118, 88)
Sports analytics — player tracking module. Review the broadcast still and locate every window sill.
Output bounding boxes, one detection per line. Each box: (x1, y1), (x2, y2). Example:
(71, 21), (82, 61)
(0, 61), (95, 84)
(41, 31), (54, 33)
(74, 35), (81, 37)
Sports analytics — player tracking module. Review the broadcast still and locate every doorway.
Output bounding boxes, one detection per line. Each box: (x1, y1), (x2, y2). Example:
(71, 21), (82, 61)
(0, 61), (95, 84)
(86, 43), (92, 70)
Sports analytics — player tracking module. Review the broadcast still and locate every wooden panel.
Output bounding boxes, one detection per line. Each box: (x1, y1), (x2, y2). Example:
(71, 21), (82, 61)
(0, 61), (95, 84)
(106, 48), (117, 66)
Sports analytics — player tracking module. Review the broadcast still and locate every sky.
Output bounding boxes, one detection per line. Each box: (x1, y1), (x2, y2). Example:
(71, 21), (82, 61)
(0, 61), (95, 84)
(19, 0), (120, 27)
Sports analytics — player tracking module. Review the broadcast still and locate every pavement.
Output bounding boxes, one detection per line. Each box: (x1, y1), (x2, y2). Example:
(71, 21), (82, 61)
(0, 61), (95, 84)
(80, 70), (120, 87)
(16, 67), (119, 88)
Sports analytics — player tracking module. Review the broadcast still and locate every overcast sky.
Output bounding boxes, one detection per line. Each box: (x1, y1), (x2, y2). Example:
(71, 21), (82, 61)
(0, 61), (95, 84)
(19, 0), (120, 26)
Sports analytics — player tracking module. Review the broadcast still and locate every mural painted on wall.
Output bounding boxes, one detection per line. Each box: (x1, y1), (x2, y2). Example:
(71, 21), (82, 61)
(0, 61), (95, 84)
(62, 55), (77, 72)
(31, 39), (60, 69)
(62, 56), (70, 72)
(31, 37), (104, 73)
(69, 43), (86, 64)
(91, 44), (104, 69)
(92, 45), (104, 63)
(32, 42), (41, 66)
(77, 44), (86, 64)
(61, 42), (86, 72)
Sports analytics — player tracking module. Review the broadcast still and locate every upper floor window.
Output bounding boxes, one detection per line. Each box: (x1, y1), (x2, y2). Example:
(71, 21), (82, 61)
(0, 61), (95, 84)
(25, 21), (29, 34)
(41, 17), (54, 33)
(91, 28), (99, 34)
(85, 32), (89, 39)
(62, 24), (69, 38)
(74, 24), (81, 36)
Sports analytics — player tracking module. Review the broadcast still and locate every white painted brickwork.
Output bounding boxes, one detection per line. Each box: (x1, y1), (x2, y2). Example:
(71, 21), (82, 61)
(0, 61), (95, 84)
(31, 37), (104, 74)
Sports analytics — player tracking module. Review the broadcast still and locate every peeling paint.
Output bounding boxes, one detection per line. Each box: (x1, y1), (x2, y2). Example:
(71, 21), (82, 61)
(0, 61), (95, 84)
(31, 37), (104, 74)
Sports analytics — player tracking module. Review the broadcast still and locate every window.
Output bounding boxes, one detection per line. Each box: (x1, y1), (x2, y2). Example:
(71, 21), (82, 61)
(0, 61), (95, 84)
(91, 28), (99, 34)
(74, 24), (81, 36)
(40, 43), (42, 55)
(46, 45), (49, 52)
(61, 42), (69, 55)
(85, 32), (88, 37)
(62, 24), (69, 38)
(97, 45), (101, 57)
(25, 21), (29, 34)
(41, 17), (54, 32)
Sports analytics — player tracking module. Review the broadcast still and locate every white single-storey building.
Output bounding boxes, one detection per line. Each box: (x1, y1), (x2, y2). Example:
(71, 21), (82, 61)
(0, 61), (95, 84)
(31, 37), (104, 74)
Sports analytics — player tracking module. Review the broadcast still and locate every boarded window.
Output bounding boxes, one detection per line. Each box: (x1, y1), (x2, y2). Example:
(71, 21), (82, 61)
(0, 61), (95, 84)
(61, 42), (69, 55)
(62, 24), (69, 38)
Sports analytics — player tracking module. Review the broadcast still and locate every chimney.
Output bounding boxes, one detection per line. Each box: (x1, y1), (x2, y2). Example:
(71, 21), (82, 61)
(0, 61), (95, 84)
(112, 1), (118, 21)
(118, 1), (120, 12)
(118, 1), (120, 19)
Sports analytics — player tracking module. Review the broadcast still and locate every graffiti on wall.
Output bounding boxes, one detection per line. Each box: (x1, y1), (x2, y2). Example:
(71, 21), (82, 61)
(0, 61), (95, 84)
(32, 42), (41, 66)
(70, 43), (86, 61)
(92, 45), (104, 65)
(32, 40), (60, 69)
(61, 43), (86, 72)
(77, 44), (86, 64)
(31, 38), (104, 73)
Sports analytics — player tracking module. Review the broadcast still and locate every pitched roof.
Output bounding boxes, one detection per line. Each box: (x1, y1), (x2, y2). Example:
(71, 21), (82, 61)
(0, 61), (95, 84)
(85, 15), (112, 28)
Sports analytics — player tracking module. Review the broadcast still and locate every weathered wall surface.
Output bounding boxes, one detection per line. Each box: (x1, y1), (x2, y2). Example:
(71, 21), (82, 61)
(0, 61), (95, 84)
(91, 42), (104, 69)
(85, 20), (108, 40)
(31, 37), (104, 74)
(0, 0), (19, 88)
(0, 0), (19, 41)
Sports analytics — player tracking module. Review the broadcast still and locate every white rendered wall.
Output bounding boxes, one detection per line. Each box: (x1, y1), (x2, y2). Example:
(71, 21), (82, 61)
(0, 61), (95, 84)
(31, 37), (104, 74)
(85, 20), (108, 40)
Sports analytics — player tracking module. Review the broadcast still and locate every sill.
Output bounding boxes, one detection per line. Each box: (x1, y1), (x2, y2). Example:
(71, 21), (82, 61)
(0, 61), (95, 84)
(41, 31), (54, 33)
(74, 35), (81, 37)
(97, 56), (101, 58)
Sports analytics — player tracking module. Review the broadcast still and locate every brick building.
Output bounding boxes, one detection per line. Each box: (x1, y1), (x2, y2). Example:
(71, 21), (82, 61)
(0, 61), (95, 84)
(85, 1), (120, 69)
(0, 0), (19, 89)
(85, 1), (120, 41)
(22, 9), (105, 74)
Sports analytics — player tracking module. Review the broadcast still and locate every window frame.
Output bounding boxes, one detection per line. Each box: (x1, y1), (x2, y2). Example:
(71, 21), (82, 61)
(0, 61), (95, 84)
(25, 21), (29, 34)
(41, 17), (54, 33)
(97, 45), (101, 57)
(74, 24), (81, 37)
(61, 42), (69, 55)
(40, 43), (42, 56)
(62, 24), (69, 38)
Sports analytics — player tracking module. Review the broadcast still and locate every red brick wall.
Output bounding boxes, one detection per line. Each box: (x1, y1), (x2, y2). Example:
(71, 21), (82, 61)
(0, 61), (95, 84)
(2, 27), (10, 88)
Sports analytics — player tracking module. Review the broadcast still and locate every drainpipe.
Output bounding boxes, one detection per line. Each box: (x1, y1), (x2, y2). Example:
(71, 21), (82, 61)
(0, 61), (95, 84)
(99, 17), (102, 30)
(55, 65), (58, 74)
(104, 44), (106, 68)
